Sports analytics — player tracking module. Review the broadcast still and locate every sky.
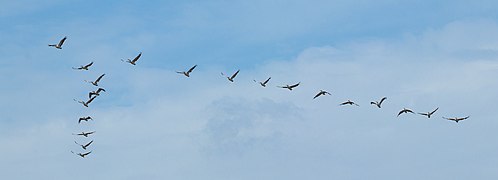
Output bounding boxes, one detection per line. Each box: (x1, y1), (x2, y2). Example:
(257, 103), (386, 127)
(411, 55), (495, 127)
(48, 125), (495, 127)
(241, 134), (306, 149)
(1, 0), (498, 179)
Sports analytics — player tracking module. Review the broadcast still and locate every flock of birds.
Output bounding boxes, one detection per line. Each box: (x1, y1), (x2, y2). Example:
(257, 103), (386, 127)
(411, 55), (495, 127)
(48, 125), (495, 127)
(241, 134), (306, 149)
(48, 36), (470, 158)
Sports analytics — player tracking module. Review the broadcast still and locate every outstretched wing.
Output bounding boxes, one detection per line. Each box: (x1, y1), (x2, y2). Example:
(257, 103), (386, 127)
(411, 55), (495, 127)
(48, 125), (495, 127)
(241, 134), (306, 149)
(187, 65), (197, 73)
(397, 110), (404, 117)
(263, 77), (271, 85)
(86, 96), (96, 104)
(379, 97), (387, 105)
(230, 70), (240, 79)
(132, 52), (142, 63)
(82, 151), (92, 156)
(58, 36), (67, 47)
(289, 82), (300, 88)
(460, 116), (470, 120)
(313, 92), (321, 99)
(95, 74), (105, 83)
(97, 88), (106, 93)
(430, 107), (439, 115)
(84, 140), (94, 147)
(84, 61), (94, 68)
(418, 112), (429, 116)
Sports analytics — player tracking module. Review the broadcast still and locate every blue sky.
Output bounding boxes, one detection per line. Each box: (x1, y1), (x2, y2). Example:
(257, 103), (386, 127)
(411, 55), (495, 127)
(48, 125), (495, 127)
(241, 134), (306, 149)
(2, 1), (498, 179)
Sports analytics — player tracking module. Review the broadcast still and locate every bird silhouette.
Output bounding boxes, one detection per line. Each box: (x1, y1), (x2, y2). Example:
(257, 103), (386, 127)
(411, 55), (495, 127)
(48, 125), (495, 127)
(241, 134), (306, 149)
(176, 65), (197, 77)
(72, 131), (96, 137)
(85, 74), (105, 86)
(89, 88), (106, 98)
(74, 96), (97, 107)
(48, 36), (67, 49)
(370, 97), (387, 108)
(74, 140), (93, 150)
(340, 100), (359, 106)
(397, 108), (415, 117)
(443, 116), (469, 123)
(418, 107), (439, 118)
(253, 77), (271, 87)
(72, 62), (93, 70)
(221, 70), (240, 82)
(71, 150), (92, 158)
(313, 90), (331, 99)
(122, 52), (142, 65)
(278, 82), (301, 91)
(78, 116), (93, 123)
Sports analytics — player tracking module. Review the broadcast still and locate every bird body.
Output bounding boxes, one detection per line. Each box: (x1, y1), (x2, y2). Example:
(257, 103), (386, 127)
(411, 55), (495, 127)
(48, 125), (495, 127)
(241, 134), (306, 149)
(72, 62), (93, 70)
(48, 36), (67, 49)
(176, 65), (197, 77)
(340, 100), (359, 106)
(221, 70), (240, 82)
(278, 82), (301, 91)
(78, 116), (93, 123)
(75, 140), (93, 150)
(398, 108), (415, 117)
(443, 116), (469, 123)
(313, 90), (331, 99)
(73, 131), (96, 137)
(370, 97), (387, 108)
(122, 52), (142, 65)
(74, 96), (96, 107)
(418, 107), (439, 118)
(85, 74), (105, 86)
(71, 151), (92, 158)
(89, 88), (106, 98)
(254, 77), (271, 87)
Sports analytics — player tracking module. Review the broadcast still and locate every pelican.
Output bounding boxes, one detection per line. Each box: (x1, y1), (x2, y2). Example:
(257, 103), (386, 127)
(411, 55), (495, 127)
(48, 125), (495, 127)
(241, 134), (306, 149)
(176, 65), (197, 77)
(370, 97), (387, 108)
(74, 140), (93, 150)
(221, 70), (240, 82)
(72, 131), (96, 137)
(72, 62), (93, 70)
(397, 108), (415, 117)
(85, 74), (105, 86)
(340, 100), (359, 106)
(74, 96), (96, 107)
(277, 82), (300, 91)
(48, 36), (67, 49)
(122, 52), (142, 65)
(253, 77), (271, 87)
(78, 116), (92, 123)
(443, 116), (469, 123)
(418, 107), (439, 118)
(313, 90), (331, 99)
(71, 151), (92, 158)
(89, 88), (106, 98)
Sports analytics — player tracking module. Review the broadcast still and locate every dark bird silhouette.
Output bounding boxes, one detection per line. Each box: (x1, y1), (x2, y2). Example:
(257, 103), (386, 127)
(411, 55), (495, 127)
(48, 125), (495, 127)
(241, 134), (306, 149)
(176, 65), (197, 77)
(71, 151), (92, 158)
(89, 88), (106, 98)
(72, 62), (93, 70)
(78, 116), (93, 123)
(370, 97), (387, 108)
(443, 116), (470, 123)
(278, 82), (301, 91)
(122, 52), (142, 65)
(397, 108), (415, 117)
(221, 70), (240, 82)
(74, 96), (96, 107)
(48, 36), (67, 49)
(418, 107), (439, 118)
(74, 140), (93, 150)
(85, 74), (105, 86)
(253, 77), (271, 87)
(340, 100), (359, 106)
(72, 131), (96, 137)
(313, 90), (331, 99)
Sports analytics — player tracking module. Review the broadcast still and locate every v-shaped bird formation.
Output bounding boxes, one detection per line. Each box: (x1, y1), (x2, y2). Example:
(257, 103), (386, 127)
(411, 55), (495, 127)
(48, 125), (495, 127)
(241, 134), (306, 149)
(48, 36), (470, 159)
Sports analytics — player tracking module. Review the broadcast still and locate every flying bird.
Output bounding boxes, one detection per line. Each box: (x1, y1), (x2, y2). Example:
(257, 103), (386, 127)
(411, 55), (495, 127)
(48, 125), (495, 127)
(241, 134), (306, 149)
(78, 116), (93, 123)
(221, 70), (240, 82)
(85, 74), (105, 86)
(74, 140), (93, 150)
(418, 107), (439, 118)
(122, 52), (142, 65)
(397, 108), (415, 117)
(72, 62), (93, 70)
(74, 96), (96, 107)
(176, 65), (197, 77)
(253, 77), (271, 87)
(72, 131), (96, 137)
(48, 36), (67, 49)
(71, 151), (92, 158)
(443, 116), (470, 123)
(278, 82), (301, 91)
(340, 100), (359, 106)
(313, 90), (331, 99)
(370, 97), (387, 108)
(89, 88), (106, 98)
